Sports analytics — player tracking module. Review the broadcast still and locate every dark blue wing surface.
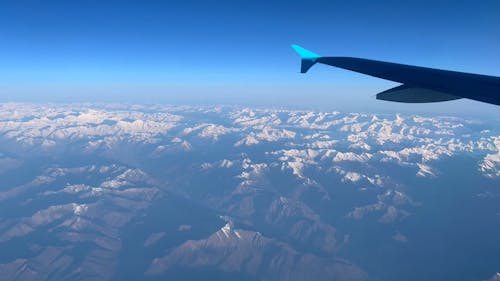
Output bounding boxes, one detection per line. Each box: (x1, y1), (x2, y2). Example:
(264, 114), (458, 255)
(293, 45), (500, 106)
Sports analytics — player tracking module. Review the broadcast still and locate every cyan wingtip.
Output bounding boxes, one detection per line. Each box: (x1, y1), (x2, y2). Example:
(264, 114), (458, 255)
(291, 44), (320, 73)
(291, 44), (320, 59)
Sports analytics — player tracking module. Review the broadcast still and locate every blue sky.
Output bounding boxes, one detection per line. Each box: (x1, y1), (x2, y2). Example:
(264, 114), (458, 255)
(0, 0), (499, 114)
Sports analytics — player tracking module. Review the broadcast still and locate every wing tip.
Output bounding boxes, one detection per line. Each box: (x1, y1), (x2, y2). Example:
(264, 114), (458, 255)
(291, 44), (320, 60)
(291, 44), (320, 73)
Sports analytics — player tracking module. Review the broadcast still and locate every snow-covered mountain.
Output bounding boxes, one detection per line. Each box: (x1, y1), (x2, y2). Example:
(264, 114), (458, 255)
(0, 103), (498, 281)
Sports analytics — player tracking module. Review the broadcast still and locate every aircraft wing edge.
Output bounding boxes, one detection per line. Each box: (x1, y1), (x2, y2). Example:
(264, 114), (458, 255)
(376, 85), (462, 103)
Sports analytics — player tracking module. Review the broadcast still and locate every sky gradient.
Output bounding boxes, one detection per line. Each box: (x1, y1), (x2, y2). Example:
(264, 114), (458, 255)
(0, 0), (499, 114)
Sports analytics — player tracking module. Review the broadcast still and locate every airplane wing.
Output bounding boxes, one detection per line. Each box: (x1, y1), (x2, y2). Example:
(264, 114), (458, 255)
(292, 44), (500, 106)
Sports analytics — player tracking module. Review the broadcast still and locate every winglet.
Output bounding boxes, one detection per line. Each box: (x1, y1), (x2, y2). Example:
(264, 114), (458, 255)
(291, 44), (320, 73)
